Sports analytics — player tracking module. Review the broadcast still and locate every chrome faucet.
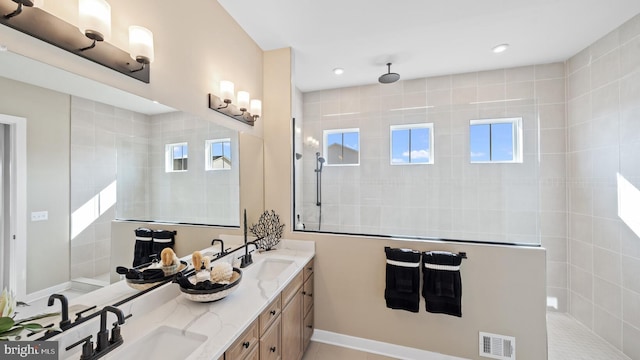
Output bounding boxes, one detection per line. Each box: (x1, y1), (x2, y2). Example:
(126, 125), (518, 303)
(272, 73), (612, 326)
(47, 293), (71, 330)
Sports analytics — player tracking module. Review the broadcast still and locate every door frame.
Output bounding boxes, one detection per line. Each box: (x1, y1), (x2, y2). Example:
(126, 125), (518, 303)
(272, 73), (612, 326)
(0, 114), (27, 300)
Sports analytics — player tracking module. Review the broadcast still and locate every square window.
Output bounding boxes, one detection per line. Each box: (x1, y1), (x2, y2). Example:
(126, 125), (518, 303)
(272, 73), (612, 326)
(206, 138), (232, 170)
(390, 123), (434, 165)
(323, 128), (360, 166)
(469, 118), (522, 163)
(165, 142), (188, 172)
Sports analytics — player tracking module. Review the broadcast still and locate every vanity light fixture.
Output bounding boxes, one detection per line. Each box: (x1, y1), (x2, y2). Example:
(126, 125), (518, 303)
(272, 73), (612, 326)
(0, 0), (152, 82)
(208, 81), (262, 126)
(492, 43), (509, 53)
(78, 0), (111, 50)
(128, 25), (154, 72)
(3, 0), (33, 19)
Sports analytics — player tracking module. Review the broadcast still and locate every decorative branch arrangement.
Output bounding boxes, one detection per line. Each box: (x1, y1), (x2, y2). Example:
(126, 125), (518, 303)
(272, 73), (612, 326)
(249, 210), (285, 250)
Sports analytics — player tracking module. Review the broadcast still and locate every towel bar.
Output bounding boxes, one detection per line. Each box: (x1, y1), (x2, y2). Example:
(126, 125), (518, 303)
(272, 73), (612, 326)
(384, 247), (467, 260)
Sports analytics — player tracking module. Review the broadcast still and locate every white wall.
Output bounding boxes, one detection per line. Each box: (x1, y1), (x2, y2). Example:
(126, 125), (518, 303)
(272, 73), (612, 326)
(0, 77), (70, 294)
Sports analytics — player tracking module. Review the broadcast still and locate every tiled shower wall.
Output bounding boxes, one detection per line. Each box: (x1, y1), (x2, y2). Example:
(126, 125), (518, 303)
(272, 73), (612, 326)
(70, 96), (150, 280)
(298, 63), (567, 307)
(566, 13), (640, 358)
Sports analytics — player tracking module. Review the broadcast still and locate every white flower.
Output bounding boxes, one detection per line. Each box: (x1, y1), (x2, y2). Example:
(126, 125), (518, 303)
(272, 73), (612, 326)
(0, 288), (16, 318)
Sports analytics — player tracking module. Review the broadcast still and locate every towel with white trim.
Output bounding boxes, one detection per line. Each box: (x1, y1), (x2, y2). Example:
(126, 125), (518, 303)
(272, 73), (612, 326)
(422, 251), (463, 317)
(384, 247), (421, 313)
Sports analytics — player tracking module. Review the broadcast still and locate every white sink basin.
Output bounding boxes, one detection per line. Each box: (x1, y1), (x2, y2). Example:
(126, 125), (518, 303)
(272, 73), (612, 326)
(114, 326), (207, 360)
(254, 259), (294, 281)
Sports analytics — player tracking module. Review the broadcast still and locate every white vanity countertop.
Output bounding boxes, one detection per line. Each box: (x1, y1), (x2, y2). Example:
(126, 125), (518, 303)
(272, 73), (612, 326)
(58, 239), (315, 360)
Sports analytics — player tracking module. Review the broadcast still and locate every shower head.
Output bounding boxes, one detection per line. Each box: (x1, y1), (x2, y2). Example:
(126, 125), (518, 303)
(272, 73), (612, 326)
(295, 153), (303, 160)
(378, 63), (400, 84)
(315, 152), (325, 172)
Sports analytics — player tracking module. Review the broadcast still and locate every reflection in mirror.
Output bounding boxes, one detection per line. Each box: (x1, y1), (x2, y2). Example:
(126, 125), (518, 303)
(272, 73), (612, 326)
(0, 50), (242, 320)
(70, 98), (240, 287)
(115, 112), (239, 225)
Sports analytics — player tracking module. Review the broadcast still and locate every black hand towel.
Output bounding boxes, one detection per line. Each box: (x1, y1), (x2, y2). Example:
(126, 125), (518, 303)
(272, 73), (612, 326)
(133, 227), (153, 267)
(422, 251), (463, 317)
(385, 247), (421, 313)
(151, 229), (176, 257)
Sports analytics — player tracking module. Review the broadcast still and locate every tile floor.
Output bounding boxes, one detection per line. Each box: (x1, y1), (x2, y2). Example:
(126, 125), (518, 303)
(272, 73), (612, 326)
(546, 312), (631, 360)
(302, 312), (632, 360)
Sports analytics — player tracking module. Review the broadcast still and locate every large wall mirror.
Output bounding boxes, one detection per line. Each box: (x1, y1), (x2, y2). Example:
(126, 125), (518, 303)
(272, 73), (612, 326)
(0, 50), (247, 311)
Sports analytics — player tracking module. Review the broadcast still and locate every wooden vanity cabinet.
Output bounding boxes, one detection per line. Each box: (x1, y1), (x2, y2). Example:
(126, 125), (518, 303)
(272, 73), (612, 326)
(224, 257), (315, 360)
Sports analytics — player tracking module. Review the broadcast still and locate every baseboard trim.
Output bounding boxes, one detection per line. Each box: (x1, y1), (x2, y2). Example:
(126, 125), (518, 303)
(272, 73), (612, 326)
(23, 281), (72, 303)
(311, 329), (467, 360)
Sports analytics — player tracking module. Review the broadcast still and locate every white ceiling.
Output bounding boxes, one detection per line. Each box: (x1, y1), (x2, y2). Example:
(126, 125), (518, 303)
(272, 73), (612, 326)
(218, 0), (640, 92)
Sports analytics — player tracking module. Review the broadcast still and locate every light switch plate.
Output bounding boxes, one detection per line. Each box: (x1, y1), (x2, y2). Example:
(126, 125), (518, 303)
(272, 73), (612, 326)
(31, 211), (48, 221)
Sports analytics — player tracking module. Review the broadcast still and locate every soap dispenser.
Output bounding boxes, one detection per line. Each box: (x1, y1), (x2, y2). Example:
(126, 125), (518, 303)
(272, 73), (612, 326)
(295, 214), (305, 230)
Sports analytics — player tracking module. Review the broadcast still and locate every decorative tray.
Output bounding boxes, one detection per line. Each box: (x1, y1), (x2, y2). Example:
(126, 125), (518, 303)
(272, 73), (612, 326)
(178, 268), (242, 302)
(124, 260), (189, 291)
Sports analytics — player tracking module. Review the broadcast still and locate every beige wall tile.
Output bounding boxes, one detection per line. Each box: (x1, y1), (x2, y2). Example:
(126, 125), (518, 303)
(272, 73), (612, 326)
(591, 29), (620, 60)
(623, 322), (640, 359)
(594, 305), (623, 350)
(623, 289), (640, 329)
(535, 62), (565, 80)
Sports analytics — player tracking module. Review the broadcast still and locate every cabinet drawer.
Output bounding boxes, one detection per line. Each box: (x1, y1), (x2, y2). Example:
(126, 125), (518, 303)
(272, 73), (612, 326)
(303, 258), (314, 281)
(244, 343), (259, 360)
(303, 305), (314, 353)
(260, 317), (281, 360)
(282, 271), (303, 306)
(260, 296), (282, 336)
(226, 319), (259, 360)
(303, 276), (314, 317)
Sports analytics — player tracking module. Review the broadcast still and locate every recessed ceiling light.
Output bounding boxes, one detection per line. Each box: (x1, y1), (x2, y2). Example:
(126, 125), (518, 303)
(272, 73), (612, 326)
(492, 44), (509, 53)
(333, 68), (344, 75)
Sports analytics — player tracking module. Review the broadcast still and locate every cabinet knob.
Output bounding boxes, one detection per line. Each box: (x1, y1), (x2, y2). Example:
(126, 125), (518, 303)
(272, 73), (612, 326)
(270, 310), (276, 316)
(306, 325), (313, 329)
(242, 341), (250, 349)
(307, 267), (313, 271)
(270, 346), (277, 353)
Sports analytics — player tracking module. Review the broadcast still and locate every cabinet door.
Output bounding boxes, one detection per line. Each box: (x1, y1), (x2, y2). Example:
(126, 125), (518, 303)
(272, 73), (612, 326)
(260, 317), (282, 360)
(303, 305), (314, 353)
(281, 288), (303, 360)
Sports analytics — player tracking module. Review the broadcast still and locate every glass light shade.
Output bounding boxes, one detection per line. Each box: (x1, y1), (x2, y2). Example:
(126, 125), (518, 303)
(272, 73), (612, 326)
(220, 81), (235, 102)
(250, 99), (262, 117)
(128, 26), (154, 63)
(78, 0), (111, 41)
(237, 91), (250, 110)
